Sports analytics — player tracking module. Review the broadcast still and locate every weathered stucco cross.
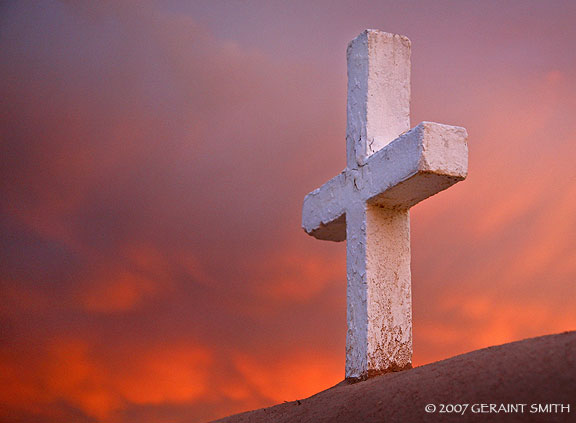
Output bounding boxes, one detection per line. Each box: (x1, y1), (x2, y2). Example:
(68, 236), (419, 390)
(302, 30), (468, 381)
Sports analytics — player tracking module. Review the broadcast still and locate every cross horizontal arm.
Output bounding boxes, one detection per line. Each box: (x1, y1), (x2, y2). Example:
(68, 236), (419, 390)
(302, 172), (348, 241)
(359, 121), (468, 208)
(302, 122), (468, 241)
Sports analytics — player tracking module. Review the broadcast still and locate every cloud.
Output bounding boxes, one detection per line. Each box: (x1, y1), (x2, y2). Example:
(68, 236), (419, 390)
(0, 338), (213, 421)
(244, 247), (344, 303)
(0, 1), (345, 420)
(233, 349), (342, 403)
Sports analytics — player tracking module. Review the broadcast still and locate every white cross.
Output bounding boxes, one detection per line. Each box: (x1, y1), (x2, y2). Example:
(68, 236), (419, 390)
(302, 30), (468, 381)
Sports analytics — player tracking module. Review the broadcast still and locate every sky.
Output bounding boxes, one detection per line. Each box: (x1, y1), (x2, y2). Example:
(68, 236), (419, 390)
(1, 0), (575, 422)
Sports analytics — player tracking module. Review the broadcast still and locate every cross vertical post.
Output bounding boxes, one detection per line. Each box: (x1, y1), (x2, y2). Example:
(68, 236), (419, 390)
(345, 31), (412, 379)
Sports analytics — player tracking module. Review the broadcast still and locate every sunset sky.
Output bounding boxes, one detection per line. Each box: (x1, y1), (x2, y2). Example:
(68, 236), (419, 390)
(1, 1), (575, 422)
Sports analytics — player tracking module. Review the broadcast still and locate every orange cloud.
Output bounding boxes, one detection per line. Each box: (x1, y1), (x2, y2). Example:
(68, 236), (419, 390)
(0, 338), (213, 422)
(246, 248), (344, 303)
(115, 344), (213, 405)
(80, 269), (162, 312)
(233, 349), (342, 403)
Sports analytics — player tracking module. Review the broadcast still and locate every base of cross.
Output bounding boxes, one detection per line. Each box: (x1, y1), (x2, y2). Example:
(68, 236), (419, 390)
(345, 362), (413, 384)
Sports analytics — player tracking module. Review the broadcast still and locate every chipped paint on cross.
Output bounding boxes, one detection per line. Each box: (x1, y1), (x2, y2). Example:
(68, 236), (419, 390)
(302, 30), (468, 381)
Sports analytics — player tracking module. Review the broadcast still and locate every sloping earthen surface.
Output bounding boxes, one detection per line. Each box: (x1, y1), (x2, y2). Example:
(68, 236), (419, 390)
(212, 331), (576, 423)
